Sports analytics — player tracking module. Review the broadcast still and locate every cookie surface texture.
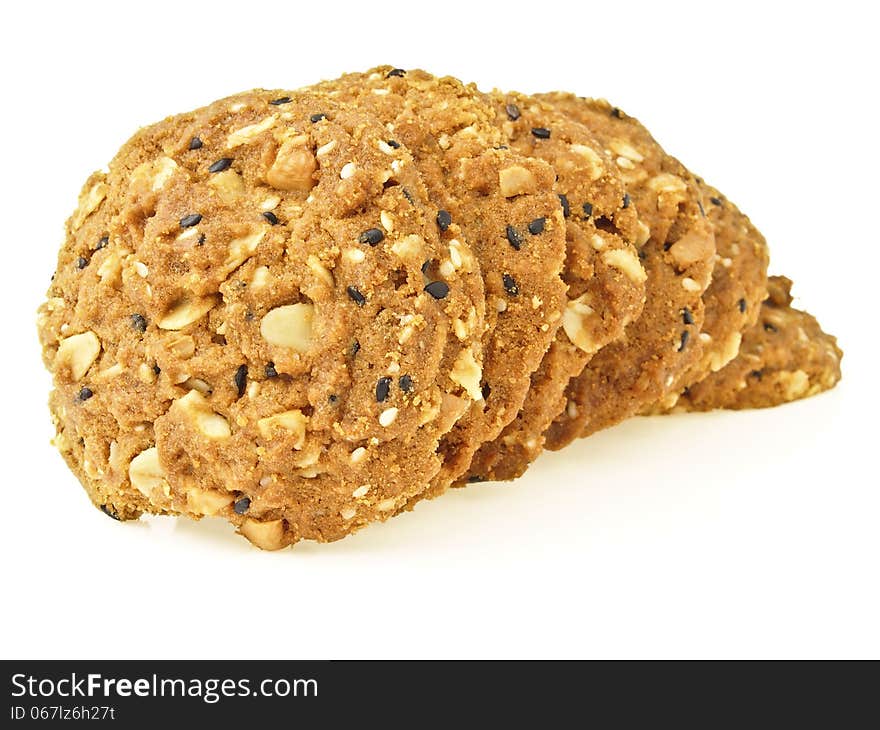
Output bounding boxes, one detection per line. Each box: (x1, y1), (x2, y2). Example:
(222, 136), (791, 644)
(37, 90), (486, 549)
(673, 276), (842, 411)
(537, 95), (716, 446)
(308, 68), (568, 496)
(464, 91), (647, 482)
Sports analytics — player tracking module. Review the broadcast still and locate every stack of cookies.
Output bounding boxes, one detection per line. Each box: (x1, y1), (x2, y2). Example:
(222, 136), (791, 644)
(37, 67), (842, 550)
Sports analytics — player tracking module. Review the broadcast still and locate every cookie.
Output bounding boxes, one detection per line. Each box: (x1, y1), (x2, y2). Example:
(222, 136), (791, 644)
(37, 90), (488, 549)
(537, 95), (716, 446)
(307, 68), (568, 496)
(464, 91), (648, 482)
(646, 181), (770, 412)
(672, 276), (842, 411)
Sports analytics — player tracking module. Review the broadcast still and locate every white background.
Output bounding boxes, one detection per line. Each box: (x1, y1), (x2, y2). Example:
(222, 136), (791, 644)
(1, 0), (877, 659)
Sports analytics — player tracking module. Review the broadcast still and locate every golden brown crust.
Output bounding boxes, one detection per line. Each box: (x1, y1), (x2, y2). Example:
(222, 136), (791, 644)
(673, 276), (842, 411)
(307, 68), (568, 497)
(463, 92), (647, 482)
(37, 90), (488, 549)
(537, 95), (716, 446)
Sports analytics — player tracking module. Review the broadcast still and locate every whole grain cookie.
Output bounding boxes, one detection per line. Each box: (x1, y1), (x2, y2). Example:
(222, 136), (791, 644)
(646, 182), (770, 412)
(672, 276), (842, 410)
(37, 90), (487, 549)
(307, 68), (568, 496)
(464, 91), (648, 482)
(537, 95), (716, 446)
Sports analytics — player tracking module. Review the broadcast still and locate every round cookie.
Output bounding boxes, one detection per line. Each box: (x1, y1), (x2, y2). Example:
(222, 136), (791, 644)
(37, 90), (487, 549)
(464, 91), (648, 482)
(672, 276), (842, 411)
(307, 68), (568, 496)
(537, 95), (716, 445)
(646, 181), (770, 412)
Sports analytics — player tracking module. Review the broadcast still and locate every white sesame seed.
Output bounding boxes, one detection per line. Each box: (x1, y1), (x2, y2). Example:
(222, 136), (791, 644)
(378, 407), (399, 427)
(352, 485), (370, 498)
(439, 260), (455, 278)
(380, 211), (394, 232)
(316, 139), (337, 157)
(340, 162), (356, 179)
(340, 507), (357, 520)
(260, 195), (281, 211)
(345, 248), (366, 263)
(699, 332), (712, 343)
(350, 447), (367, 464)
(681, 277), (701, 292)
(496, 299), (508, 313)
(133, 261), (149, 277)
(377, 140), (396, 155)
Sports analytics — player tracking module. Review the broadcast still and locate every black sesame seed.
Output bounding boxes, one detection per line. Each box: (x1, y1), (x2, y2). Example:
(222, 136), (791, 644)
(502, 273), (519, 296)
(130, 313), (148, 332)
(506, 224), (523, 250)
(436, 209), (452, 232)
(697, 200), (706, 217)
(738, 298), (747, 313)
(751, 369), (764, 380)
(262, 211), (279, 225)
(96, 235), (109, 250)
(558, 194), (571, 218)
(468, 475), (486, 483)
(678, 331), (690, 351)
(351, 340), (360, 356)
(329, 394), (338, 403)
(180, 213), (202, 228)
(75, 256), (89, 270)
(710, 196), (722, 206)
(188, 136), (203, 150)
(269, 96), (291, 106)
(358, 228), (384, 246)
(399, 374), (413, 393)
(234, 364), (248, 398)
(481, 383), (491, 400)
(99, 504), (120, 520)
(582, 202), (594, 218)
(505, 103), (521, 121)
(233, 496), (251, 515)
(78, 387), (93, 401)
(309, 113), (326, 123)
(401, 188), (414, 205)
(421, 260), (431, 274)
(763, 322), (778, 333)
(386, 68), (406, 77)
(347, 285), (366, 306)
(682, 308), (694, 325)
(611, 107), (622, 119)
(531, 127), (551, 139)
(264, 362), (278, 378)
(197, 234), (206, 245)
(424, 280), (449, 299)
(386, 139), (401, 149)
(152, 364), (161, 375)
(622, 192), (631, 209)
(376, 376), (392, 402)
(208, 157), (233, 173)
(528, 217), (545, 235)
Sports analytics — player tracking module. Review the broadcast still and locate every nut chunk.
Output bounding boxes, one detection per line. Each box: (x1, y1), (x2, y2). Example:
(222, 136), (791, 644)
(240, 518), (286, 550)
(128, 446), (168, 504)
(257, 409), (308, 449)
(260, 303), (314, 351)
(55, 331), (101, 380)
(266, 139), (317, 192)
(170, 390), (231, 440)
